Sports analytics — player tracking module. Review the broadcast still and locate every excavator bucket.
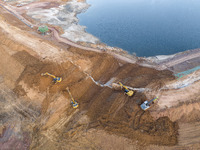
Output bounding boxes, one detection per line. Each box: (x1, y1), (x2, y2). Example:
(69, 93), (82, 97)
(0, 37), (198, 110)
(111, 83), (121, 90)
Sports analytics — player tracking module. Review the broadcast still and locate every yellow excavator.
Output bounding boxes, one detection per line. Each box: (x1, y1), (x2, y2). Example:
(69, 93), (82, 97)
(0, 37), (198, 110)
(119, 82), (134, 97)
(41, 72), (62, 83)
(66, 87), (79, 109)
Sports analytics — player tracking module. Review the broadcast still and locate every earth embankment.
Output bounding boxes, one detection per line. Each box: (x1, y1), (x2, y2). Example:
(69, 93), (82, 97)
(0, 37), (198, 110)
(0, 10), (179, 149)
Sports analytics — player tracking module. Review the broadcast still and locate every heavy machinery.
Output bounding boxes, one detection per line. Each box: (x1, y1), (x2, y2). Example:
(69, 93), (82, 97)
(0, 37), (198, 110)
(66, 87), (79, 109)
(119, 82), (134, 97)
(140, 97), (158, 111)
(41, 72), (62, 83)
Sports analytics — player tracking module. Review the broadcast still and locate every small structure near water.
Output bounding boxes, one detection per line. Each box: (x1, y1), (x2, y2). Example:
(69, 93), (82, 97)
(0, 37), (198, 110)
(38, 25), (48, 35)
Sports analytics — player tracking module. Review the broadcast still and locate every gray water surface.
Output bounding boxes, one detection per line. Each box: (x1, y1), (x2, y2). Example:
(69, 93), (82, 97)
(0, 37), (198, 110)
(78, 0), (200, 57)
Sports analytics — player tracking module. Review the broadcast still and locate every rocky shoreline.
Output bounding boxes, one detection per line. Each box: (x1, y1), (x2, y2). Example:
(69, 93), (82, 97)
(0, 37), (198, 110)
(70, 0), (200, 73)
(6, 0), (200, 75)
(57, 0), (200, 75)
(26, 0), (100, 43)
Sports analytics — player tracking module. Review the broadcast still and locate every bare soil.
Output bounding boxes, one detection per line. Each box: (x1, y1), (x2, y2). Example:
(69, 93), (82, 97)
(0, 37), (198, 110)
(0, 1), (200, 150)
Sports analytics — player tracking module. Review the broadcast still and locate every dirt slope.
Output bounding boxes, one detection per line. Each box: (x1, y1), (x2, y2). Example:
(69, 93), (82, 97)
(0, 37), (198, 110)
(11, 50), (177, 148)
(0, 3), (199, 150)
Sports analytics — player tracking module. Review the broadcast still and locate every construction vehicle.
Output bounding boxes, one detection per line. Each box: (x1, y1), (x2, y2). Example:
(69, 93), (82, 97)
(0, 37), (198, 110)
(66, 87), (79, 109)
(41, 72), (62, 83)
(119, 82), (134, 97)
(140, 97), (158, 111)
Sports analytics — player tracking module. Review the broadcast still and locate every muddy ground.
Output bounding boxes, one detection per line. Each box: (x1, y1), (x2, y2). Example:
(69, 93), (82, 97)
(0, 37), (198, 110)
(0, 1), (200, 150)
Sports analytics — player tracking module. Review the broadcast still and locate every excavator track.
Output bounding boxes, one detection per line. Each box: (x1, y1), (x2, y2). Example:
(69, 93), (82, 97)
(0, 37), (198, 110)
(132, 109), (145, 130)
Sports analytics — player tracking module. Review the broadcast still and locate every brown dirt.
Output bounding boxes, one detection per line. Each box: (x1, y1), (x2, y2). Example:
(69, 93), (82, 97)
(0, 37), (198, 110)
(0, 26), (177, 146)
(11, 49), (178, 146)
(0, 2), (195, 149)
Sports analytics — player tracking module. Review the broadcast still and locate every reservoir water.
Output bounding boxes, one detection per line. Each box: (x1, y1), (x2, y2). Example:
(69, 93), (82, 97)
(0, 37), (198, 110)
(78, 0), (200, 57)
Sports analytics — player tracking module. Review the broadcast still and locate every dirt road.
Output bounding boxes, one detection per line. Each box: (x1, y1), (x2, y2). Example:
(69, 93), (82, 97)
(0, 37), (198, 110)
(0, 1), (136, 64)
(158, 49), (200, 70)
(2, 0), (200, 71)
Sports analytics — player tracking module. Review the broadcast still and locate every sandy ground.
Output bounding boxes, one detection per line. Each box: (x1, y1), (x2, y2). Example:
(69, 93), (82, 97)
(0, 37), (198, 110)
(148, 70), (200, 110)
(0, 0), (200, 150)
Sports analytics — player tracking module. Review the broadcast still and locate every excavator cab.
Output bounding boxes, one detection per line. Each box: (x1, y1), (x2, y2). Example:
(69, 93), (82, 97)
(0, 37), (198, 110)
(140, 97), (158, 111)
(71, 101), (79, 109)
(66, 87), (79, 109)
(41, 72), (62, 83)
(124, 88), (134, 97)
(53, 77), (62, 83)
(119, 82), (134, 97)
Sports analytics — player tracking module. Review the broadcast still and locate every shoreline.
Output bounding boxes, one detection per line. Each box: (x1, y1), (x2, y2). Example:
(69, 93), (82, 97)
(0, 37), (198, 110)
(4, 0), (200, 107)
(1, 1), (200, 149)
(26, 0), (100, 44)
(73, 0), (200, 73)
(61, 0), (200, 74)
(2, 0), (200, 75)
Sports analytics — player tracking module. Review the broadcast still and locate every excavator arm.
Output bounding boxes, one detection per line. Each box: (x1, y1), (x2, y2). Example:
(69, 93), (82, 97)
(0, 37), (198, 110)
(41, 72), (62, 83)
(66, 88), (75, 103)
(46, 73), (56, 78)
(66, 87), (79, 109)
(147, 97), (158, 105)
(41, 72), (56, 78)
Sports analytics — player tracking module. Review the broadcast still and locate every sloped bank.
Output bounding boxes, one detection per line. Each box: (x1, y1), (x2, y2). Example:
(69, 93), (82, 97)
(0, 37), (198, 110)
(23, 0), (200, 77)
(0, 18), (178, 149)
